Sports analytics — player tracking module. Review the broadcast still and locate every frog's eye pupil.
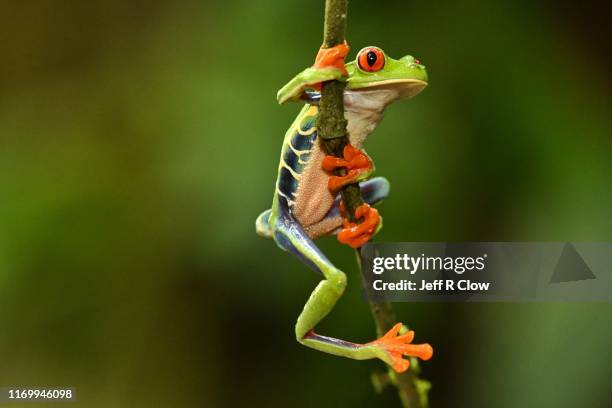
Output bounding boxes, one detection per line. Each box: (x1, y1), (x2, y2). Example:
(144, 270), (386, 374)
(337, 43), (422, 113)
(357, 47), (385, 72)
(366, 51), (377, 67)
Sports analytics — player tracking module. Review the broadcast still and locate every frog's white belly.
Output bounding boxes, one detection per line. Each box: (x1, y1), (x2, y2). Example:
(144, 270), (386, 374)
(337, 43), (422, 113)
(291, 89), (396, 237)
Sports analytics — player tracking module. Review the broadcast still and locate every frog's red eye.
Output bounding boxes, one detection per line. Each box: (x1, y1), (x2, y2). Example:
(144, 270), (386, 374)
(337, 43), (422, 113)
(357, 47), (385, 72)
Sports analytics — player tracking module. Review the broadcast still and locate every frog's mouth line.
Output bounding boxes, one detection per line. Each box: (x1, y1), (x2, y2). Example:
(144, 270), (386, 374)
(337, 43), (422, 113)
(349, 79), (428, 99)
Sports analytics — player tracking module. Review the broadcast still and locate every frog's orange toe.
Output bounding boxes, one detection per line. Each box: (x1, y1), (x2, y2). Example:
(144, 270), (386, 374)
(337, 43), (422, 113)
(313, 42), (350, 75)
(323, 144), (373, 194)
(367, 323), (433, 373)
(337, 203), (380, 248)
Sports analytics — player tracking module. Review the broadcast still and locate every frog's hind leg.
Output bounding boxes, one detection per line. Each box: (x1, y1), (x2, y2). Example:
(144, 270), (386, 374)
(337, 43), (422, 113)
(360, 176), (391, 204)
(273, 210), (432, 371)
(304, 176), (390, 239)
(273, 215), (380, 362)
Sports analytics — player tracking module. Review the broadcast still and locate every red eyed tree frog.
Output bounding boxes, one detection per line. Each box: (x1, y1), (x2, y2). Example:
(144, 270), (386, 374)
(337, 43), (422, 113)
(256, 44), (433, 373)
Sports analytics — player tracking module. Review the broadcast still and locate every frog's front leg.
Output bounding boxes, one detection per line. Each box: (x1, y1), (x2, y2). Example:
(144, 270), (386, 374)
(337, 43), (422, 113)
(322, 144), (381, 248)
(277, 42), (349, 104)
(273, 215), (432, 373)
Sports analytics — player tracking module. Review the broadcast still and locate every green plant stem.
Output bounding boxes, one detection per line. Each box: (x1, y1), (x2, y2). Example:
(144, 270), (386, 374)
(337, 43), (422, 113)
(316, 0), (429, 407)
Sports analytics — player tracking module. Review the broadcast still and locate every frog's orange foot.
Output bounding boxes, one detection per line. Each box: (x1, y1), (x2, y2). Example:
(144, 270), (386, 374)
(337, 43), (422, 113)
(337, 203), (380, 248)
(322, 144), (373, 194)
(313, 41), (349, 76)
(367, 323), (433, 373)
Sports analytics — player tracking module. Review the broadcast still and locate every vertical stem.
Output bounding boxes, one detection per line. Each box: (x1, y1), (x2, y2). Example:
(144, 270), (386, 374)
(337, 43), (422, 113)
(317, 0), (363, 222)
(317, 1), (430, 407)
(369, 302), (426, 408)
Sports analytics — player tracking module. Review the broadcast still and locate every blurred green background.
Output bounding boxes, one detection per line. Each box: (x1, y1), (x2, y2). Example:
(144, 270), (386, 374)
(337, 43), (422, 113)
(1, 0), (611, 407)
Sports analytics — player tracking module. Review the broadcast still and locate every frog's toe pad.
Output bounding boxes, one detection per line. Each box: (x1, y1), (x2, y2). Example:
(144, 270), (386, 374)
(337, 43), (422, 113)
(337, 203), (380, 248)
(367, 323), (433, 373)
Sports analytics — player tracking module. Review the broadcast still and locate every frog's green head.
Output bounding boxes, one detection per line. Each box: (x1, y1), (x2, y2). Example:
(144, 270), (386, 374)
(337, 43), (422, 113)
(346, 47), (428, 100)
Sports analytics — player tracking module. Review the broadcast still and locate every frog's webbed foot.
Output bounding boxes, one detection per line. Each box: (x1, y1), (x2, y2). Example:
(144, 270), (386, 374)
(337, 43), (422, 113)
(322, 144), (374, 193)
(337, 202), (381, 248)
(277, 42), (349, 104)
(366, 323), (433, 373)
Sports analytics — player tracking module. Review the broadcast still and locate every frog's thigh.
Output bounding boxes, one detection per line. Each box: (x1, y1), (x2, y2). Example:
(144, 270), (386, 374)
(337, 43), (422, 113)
(304, 177), (390, 239)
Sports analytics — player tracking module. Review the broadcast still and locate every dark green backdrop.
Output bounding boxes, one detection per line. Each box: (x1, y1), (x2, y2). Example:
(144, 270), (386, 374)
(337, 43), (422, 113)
(1, 1), (610, 407)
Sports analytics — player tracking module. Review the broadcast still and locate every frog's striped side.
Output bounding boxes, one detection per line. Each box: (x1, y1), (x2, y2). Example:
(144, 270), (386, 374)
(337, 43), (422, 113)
(275, 104), (318, 208)
(255, 103), (319, 238)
